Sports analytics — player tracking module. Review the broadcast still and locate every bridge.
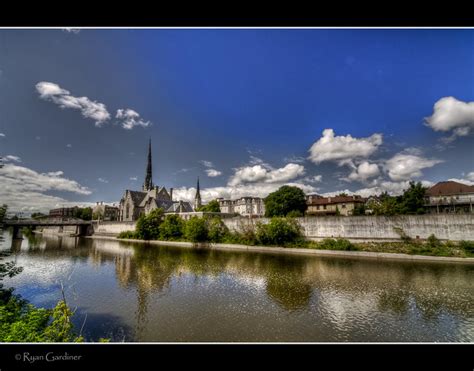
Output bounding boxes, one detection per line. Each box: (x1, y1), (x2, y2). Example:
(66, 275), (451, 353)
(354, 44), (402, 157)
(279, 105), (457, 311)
(2, 217), (92, 239)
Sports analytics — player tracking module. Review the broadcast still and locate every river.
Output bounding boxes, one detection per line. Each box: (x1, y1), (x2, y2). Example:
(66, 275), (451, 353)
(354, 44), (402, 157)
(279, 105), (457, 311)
(1, 230), (473, 342)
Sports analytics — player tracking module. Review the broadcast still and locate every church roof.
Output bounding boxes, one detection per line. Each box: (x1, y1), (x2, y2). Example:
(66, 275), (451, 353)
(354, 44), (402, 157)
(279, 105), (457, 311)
(127, 190), (147, 206)
(166, 201), (193, 213)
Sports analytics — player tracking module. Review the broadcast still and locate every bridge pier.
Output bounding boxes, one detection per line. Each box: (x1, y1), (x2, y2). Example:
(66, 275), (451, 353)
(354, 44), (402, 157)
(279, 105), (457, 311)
(12, 226), (23, 239)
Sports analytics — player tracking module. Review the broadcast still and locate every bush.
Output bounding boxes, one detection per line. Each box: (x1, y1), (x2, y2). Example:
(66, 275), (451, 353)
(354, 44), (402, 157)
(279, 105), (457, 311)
(160, 214), (185, 240)
(135, 208), (164, 240)
(286, 210), (303, 218)
(255, 217), (304, 246)
(317, 238), (358, 251)
(426, 234), (441, 248)
(207, 217), (229, 243)
(117, 230), (137, 239)
(184, 216), (209, 242)
(459, 240), (474, 254)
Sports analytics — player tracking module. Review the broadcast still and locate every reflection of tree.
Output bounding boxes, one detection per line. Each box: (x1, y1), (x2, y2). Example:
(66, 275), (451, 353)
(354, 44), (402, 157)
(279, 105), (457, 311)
(377, 291), (410, 315)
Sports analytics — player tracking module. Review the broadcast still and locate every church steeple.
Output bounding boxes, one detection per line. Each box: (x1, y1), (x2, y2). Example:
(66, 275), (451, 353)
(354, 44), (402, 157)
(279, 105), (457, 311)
(142, 138), (153, 191)
(194, 176), (202, 210)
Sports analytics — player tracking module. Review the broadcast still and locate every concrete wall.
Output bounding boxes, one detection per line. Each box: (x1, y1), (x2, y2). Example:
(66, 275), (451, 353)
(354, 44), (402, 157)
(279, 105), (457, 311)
(88, 215), (474, 241)
(223, 214), (474, 241)
(92, 221), (136, 236)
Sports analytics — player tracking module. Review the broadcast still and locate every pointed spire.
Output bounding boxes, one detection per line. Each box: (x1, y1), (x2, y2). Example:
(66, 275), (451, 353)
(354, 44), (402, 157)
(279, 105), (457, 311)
(143, 138), (153, 191)
(194, 176), (202, 210)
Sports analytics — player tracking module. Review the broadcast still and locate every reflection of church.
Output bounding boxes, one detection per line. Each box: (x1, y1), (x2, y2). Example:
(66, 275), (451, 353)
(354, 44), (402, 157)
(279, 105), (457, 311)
(118, 139), (193, 222)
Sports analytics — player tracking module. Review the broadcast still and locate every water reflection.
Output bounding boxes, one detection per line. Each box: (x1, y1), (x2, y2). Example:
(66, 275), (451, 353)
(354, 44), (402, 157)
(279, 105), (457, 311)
(1, 231), (473, 342)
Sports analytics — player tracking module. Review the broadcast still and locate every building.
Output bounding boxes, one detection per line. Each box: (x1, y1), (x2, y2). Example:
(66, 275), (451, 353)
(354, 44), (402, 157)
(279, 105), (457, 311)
(194, 177), (202, 210)
(424, 181), (474, 214)
(217, 197), (265, 217)
(93, 202), (120, 221)
(306, 194), (365, 216)
(49, 206), (79, 218)
(118, 139), (193, 221)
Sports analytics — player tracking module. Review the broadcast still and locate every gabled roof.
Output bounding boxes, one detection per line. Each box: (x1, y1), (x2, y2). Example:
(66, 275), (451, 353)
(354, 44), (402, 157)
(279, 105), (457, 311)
(426, 181), (474, 197)
(127, 190), (147, 206)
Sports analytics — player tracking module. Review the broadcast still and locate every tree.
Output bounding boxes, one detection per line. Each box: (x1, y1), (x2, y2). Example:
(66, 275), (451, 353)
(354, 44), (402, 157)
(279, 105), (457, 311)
(264, 186), (307, 217)
(255, 217), (304, 246)
(184, 216), (208, 242)
(207, 217), (229, 243)
(135, 208), (164, 240)
(160, 214), (185, 240)
(400, 181), (427, 214)
(31, 212), (46, 219)
(352, 204), (366, 216)
(196, 200), (221, 213)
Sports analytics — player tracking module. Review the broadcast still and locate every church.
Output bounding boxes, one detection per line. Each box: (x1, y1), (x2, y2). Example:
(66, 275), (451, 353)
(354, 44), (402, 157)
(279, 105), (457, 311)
(118, 139), (195, 221)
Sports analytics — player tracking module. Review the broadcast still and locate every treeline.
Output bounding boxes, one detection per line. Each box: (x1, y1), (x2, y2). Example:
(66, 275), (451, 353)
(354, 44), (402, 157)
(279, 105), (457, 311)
(118, 209), (305, 247)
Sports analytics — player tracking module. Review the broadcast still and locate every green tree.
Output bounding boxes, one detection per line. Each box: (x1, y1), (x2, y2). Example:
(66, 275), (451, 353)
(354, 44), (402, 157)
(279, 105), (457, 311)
(352, 204), (366, 216)
(400, 181), (427, 214)
(196, 200), (221, 213)
(255, 217), (304, 246)
(31, 212), (46, 219)
(184, 216), (209, 242)
(135, 208), (164, 240)
(159, 214), (185, 240)
(207, 217), (229, 243)
(264, 186), (307, 217)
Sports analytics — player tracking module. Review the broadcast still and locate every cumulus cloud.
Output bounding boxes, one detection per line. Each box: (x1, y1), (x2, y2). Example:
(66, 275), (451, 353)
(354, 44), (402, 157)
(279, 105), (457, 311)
(425, 97), (474, 141)
(3, 155), (22, 163)
(467, 172), (474, 181)
(205, 169), (222, 177)
(447, 178), (474, 186)
(36, 82), (111, 126)
(308, 129), (383, 166)
(229, 163), (305, 186)
(345, 161), (380, 182)
(116, 109), (151, 130)
(0, 163), (92, 212)
(384, 151), (443, 181)
(324, 180), (435, 198)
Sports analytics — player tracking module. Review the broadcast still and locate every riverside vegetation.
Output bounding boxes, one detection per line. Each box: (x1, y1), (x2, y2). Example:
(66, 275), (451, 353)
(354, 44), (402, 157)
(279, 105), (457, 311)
(117, 209), (474, 258)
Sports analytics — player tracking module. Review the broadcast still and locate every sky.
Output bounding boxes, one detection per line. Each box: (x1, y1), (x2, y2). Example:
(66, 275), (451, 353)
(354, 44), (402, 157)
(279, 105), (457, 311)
(0, 28), (473, 213)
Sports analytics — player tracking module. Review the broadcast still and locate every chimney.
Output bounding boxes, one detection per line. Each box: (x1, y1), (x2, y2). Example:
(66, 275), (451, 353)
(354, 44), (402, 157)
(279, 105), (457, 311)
(170, 187), (173, 201)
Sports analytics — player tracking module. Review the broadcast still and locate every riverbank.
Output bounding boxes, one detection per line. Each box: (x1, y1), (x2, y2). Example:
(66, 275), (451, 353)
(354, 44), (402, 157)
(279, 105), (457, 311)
(85, 235), (474, 264)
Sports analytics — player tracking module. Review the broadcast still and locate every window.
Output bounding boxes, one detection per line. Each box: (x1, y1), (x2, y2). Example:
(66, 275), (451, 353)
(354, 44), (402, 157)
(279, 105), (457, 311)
(342, 204), (346, 208)
(125, 205), (129, 219)
(317, 205), (320, 210)
(323, 205), (326, 210)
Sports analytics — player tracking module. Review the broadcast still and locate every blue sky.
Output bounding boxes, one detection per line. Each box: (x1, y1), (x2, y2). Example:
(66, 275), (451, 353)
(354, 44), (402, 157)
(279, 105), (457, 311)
(1, 29), (473, 212)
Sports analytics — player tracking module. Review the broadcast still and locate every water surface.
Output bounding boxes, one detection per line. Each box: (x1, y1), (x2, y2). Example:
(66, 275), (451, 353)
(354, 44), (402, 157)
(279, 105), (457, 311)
(1, 231), (473, 342)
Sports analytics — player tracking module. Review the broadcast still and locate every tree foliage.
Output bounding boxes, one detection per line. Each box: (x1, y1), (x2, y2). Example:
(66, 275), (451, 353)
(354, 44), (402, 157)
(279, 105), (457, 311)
(255, 217), (304, 246)
(264, 186), (307, 217)
(196, 200), (221, 213)
(184, 216), (209, 242)
(159, 214), (185, 240)
(136, 208), (164, 240)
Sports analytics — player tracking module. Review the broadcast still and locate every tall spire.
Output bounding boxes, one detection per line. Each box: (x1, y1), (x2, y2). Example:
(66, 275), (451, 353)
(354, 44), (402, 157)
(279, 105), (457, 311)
(194, 176), (202, 210)
(143, 138), (153, 191)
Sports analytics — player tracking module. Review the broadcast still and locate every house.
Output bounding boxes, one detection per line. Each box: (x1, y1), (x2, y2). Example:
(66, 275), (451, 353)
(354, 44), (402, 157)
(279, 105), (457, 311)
(93, 202), (120, 221)
(306, 194), (366, 216)
(217, 197), (265, 217)
(424, 181), (474, 214)
(49, 207), (79, 218)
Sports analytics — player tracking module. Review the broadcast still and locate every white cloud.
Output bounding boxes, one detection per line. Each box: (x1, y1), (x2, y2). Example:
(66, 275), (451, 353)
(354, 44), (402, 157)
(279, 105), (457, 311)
(304, 175), (323, 183)
(35, 136), (41, 140)
(467, 172), (474, 181)
(116, 109), (150, 130)
(36, 82), (111, 126)
(66, 144), (72, 148)
(384, 151), (443, 181)
(425, 96), (474, 140)
(324, 180), (435, 198)
(345, 161), (380, 182)
(205, 169), (222, 177)
(0, 163), (92, 212)
(0, 133), (5, 137)
(447, 178), (474, 186)
(228, 163), (305, 186)
(130, 176), (138, 181)
(3, 155), (21, 163)
(98, 177), (109, 183)
(308, 129), (383, 165)
(283, 155), (306, 164)
(200, 160), (214, 168)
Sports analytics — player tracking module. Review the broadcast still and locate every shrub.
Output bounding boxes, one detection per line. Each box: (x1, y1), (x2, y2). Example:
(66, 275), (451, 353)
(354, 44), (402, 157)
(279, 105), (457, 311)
(159, 214), (185, 240)
(459, 240), (474, 254)
(117, 230), (137, 239)
(207, 217), (229, 243)
(426, 234), (441, 248)
(286, 210), (303, 218)
(393, 227), (412, 243)
(135, 208), (164, 240)
(184, 216), (209, 242)
(255, 217), (304, 246)
(318, 238), (358, 251)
